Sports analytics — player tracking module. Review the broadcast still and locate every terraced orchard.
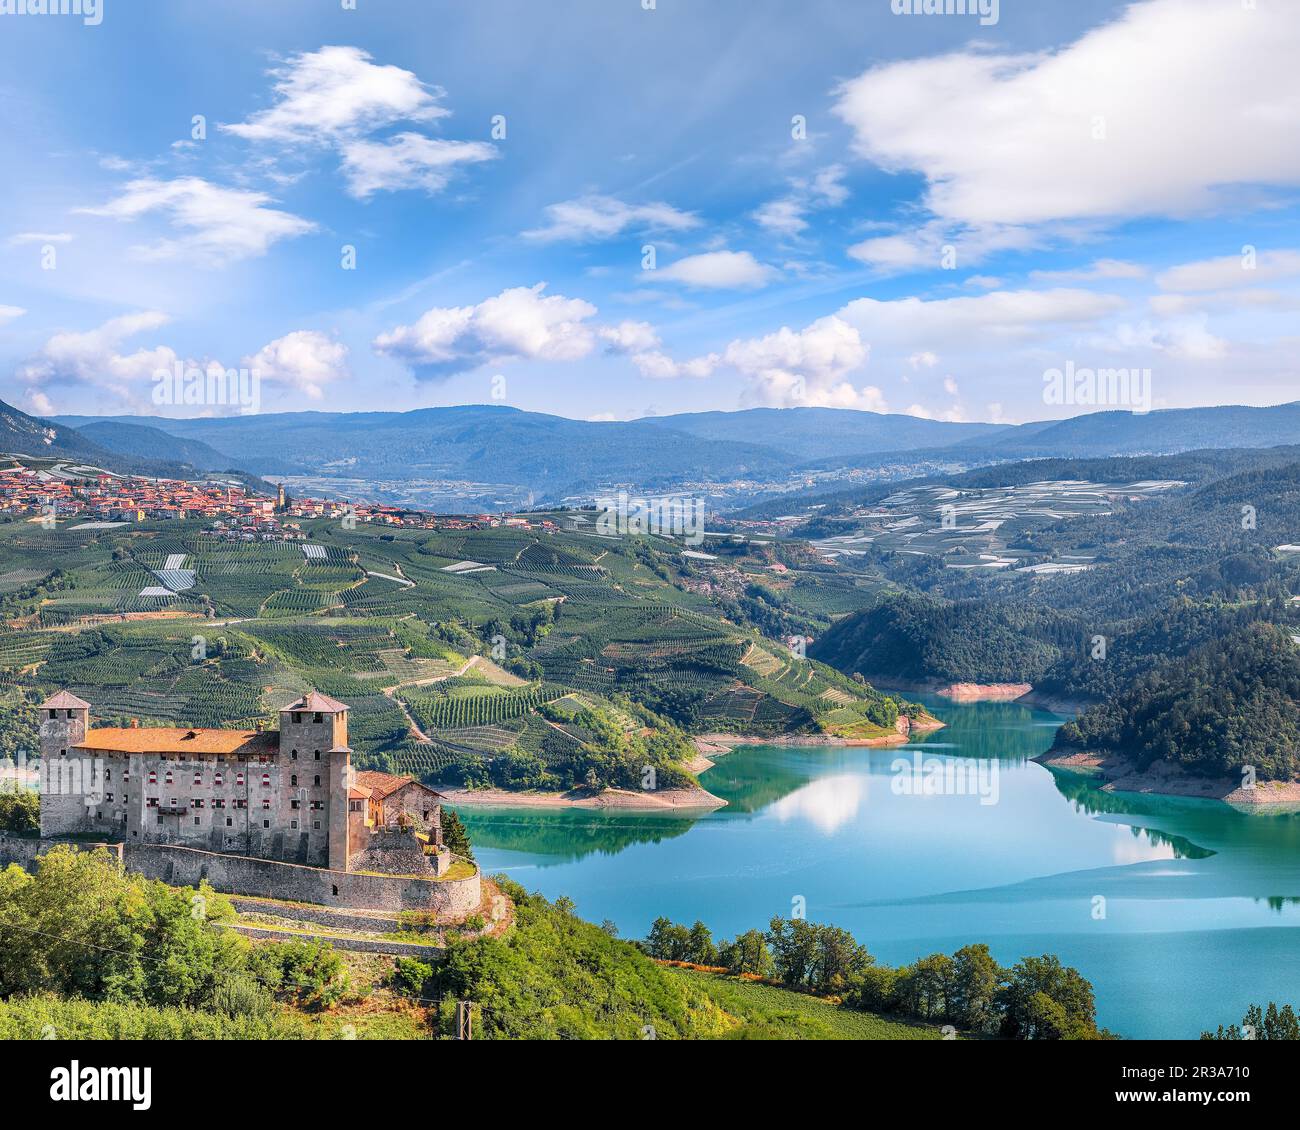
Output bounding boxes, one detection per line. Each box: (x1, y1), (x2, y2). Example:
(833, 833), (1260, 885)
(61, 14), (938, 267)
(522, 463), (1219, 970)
(0, 515), (924, 792)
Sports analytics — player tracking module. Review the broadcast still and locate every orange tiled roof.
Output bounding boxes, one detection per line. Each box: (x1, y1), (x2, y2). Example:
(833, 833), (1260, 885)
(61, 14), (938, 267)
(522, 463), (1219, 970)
(353, 770), (441, 800)
(76, 728), (279, 756)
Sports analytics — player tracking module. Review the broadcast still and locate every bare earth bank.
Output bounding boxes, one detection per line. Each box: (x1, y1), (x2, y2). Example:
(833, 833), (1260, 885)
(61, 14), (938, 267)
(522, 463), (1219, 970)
(1034, 749), (1300, 811)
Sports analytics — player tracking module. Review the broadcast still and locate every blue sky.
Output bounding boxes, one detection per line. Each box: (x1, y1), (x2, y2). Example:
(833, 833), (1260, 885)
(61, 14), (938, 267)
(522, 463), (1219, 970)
(0, 0), (1297, 424)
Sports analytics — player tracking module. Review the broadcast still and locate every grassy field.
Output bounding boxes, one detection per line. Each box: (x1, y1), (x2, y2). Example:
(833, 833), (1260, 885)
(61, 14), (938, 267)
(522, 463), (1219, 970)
(669, 969), (951, 1040)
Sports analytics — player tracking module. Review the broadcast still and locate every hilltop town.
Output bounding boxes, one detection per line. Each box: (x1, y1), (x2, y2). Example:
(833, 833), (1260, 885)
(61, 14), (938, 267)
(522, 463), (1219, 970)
(0, 456), (557, 538)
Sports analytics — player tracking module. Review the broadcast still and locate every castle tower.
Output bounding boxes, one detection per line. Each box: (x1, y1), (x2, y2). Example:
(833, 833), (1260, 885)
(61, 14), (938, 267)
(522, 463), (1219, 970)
(278, 692), (351, 870)
(38, 691), (93, 836)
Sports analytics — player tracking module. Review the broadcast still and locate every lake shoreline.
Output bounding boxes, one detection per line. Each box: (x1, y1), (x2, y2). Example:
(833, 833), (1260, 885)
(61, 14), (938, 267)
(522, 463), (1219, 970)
(689, 714), (946, 769)
(442, 717), (947, 809)
(1034, 749), (1300, 811)
(439, 785), (728, 812)
(859, 675), (1086, 713)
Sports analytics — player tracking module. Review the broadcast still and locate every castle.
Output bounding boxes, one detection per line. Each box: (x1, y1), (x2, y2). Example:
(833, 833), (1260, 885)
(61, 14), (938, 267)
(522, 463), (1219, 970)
(38, 690), (452, 878)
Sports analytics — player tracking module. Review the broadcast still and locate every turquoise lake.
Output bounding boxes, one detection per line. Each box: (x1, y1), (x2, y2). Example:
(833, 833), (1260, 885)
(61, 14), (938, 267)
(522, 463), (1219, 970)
(454, 697), (1300, 1039)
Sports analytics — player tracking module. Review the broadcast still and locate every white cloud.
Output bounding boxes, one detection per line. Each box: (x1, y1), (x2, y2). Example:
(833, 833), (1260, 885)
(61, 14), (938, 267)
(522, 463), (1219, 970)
(598, 320), (661, 354)
(222, 45), (446, 145)
(1094, 318), (1228, 362)
(632, 351), (719, 381)
(524, 195), (700, 242)
(847, 221), (1038, 273)
(833, 0), (1300, 229)
(78, 177), (315, 265)
(907, 351), (938, 369)
(752, 165), (848, 237)
(724, 316), (875, 408)
(7, 232), (73, 246)
(626, 315), (878, 407)
(837, 288), (1125, 349)
(651, 250), (776, 290)
(943, 376), (960, 396)
(339, 133), (497, 199)
(0, 305), (25, 325)
(221, 46), (493, 199)
(243, 331), (351, 400)
(373, 283), (601, 378)
(17, 311), (182, 408)
(1031, 258), (1147, 283)
(1156, 249), (1300, 293)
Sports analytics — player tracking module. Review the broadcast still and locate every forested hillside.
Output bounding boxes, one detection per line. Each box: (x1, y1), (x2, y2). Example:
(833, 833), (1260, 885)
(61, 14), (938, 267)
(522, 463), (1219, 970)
(1053, 624), (1300, 780)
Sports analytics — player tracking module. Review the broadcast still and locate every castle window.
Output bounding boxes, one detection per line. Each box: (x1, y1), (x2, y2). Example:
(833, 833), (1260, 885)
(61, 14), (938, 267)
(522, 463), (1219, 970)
(164, 771), (173, 785)
(314, 750), (321, 761)
(193, 772), (201, 785)
(262, 799), (270, 810)
(313, 712), (323, 724)
(66, 709), (74, 719)
(290, 774), (297, 787)
(291, 799), (301, 810)
(291, 820), (298, 830)
(148, 771), (157, 785)
(214, 773), (223, 786)
(48, 709), (56, 719)
(105, 793), (113, 803)
(292, 713), (302, 724)
(236, 772), (245, 786)
(60, 749), (67, 758)
(105, 769), (111, 781)
(263, 819), (270, 828)
(235, 799), (247, 810)
(157, 812), (164, 823)
(332, 885), (339, 896)
(225, 818), (232, 827)
(192, 799), (204, 808)
(213, 799), (225, 809)
(291, 749), (298, 760)
(261, 774), (270, 788)
(349, 799), (362, 812)
(194, 817), (200, 826)
(314, 775), (320, 787)
(310, 800), (324, 811)
(147, 798), (159, 808)
(313, 821), (320, 830)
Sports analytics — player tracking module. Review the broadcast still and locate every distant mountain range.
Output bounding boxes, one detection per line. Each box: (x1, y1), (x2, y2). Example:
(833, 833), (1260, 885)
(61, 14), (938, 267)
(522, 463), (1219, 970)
(0, 398), (268, 485)
(47, 400), (1300, 507)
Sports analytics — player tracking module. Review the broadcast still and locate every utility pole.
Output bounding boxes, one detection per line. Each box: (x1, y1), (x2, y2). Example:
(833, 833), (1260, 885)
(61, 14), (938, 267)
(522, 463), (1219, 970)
(455, 1000), (474, 1040)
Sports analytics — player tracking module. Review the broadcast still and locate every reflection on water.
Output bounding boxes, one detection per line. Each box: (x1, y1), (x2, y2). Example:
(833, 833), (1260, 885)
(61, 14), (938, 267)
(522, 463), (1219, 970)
(454, 694), (1300, 1037)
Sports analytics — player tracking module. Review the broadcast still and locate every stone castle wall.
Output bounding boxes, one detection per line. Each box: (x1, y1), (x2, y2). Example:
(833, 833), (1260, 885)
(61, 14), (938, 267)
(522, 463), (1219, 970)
(0, 833), (481, 918)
